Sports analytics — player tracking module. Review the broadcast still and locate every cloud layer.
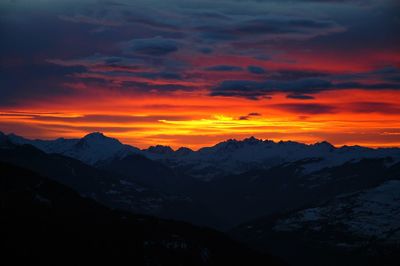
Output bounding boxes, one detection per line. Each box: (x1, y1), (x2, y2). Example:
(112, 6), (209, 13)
(0, 0), (399, 148)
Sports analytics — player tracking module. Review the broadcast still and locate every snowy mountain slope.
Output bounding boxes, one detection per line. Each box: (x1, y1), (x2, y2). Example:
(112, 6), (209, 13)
(4, 131), (400, 180)
(0, 139), (164, 214)
(143, 137), (400, 180)
(0, 140), (215, 226)
(273, 180), (400, 243)
(7, 132), (141, 165)
(183, 158), (398, 229)
(230, 178), (400, 266)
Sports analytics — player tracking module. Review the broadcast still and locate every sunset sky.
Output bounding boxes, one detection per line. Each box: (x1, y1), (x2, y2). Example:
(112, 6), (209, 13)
(1, 0), (400, 149)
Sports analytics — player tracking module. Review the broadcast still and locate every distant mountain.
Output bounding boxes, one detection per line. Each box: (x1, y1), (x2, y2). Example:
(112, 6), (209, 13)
(97, 153), (201, 194)
(2, 131), (400, 264)
(8, 132), (141, 165)
(1, 161), (284, 265)
(0, 138), (214, 226)
(3, 131), (400, 228)
(144, 137), (400, 180)
(5, 132), (400, 181)
(144, 145), (176, 156)
(184, 157), (400, 228)
(96, 153), (220, 226)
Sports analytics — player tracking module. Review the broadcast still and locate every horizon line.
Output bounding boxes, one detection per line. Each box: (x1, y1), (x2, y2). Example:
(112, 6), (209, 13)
(2, 130), (400, 151)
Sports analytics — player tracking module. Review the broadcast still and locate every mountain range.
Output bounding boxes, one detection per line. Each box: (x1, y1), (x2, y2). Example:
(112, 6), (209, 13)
(1, 131), (399, 265)
(6, 132), (400, 180)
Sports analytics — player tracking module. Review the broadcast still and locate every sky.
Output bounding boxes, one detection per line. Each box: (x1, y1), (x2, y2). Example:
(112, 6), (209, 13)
(1, 0), (400, 149)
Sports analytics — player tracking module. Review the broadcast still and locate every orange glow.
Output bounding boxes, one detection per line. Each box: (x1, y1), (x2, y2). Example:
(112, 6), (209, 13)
(1, 0), (399, 150)
(1, 88), (400, 149)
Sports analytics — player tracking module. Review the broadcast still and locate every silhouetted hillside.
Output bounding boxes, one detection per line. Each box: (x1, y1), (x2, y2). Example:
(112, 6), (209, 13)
(1, 161), (284, 265)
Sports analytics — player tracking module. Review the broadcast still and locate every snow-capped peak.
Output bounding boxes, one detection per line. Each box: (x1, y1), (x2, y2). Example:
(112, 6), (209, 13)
(4, 132), (400, 179)
(76, 132), (123, 149)
(175, 147), (194, 155)
(311, 141), (335, 152)
(4, 132), (141, 165)
(145, 145), (174, 155)
(84, 131), (104, 137)
(242, 136), (263, 145)
(144, 137), (400, 180)
(83, 132), (110, 140)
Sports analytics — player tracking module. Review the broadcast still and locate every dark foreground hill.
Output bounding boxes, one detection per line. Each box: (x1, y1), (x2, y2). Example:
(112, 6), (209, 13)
(0, 162), (284, 265)
(230, 167), (400, 266)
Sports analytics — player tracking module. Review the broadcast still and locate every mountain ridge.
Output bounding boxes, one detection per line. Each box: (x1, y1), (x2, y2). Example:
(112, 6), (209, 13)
(1, 161), (284, 265)
(6, 131), (400, 152)
(1, 130), (399, 264)
(3, 131), (400, 181)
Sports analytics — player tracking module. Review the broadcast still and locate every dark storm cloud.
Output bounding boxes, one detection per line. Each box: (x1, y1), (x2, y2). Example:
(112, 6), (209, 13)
(123, 13), (180, 31)
(274, 103), (337, 114)
(198, 47), (213, 54)
(268, 70), (329, 80)
(349, 102), (400, 114)
(58, 15), (121, 26)
(136, 72), (182, 80)
(121, 81), (196, 93)
(0, 63), (86, 106)
(247, 0), (371, 2)
(274, 101), (400, 115)
(0, 14), (116, 62)
(371, 67), (400, 83)
(99, 0), (127, 7)
(247, 66), (266, 74)
(334, 82), (400, 90)
(1, 0), (398, 105)
(296, 2), (400, 54)
(211, 75), (400, 100)
(205, 65), (243, 72)
(188, 10), (232, 21)
(210, 78), (332, 99)
(196, 16), (344, 42)
(286, 94), (315, 100)
(239, 112), (262, 120)
(248, 112), (262, 116)
(122, 37), (180, 56)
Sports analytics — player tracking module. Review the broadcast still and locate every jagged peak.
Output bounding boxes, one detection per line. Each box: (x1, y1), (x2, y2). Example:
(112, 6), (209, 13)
(146, 145), (174, 154)
(176, 147), (193, 152)
(83, 132), (107, 139)
(313, 141), (335, 148)
(216, 136), (265, 148)
(242, 136), (263, 144)
(175, 147), (194, 155)
(81, 132), (121, 143)
(75, 132), (123, 150)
